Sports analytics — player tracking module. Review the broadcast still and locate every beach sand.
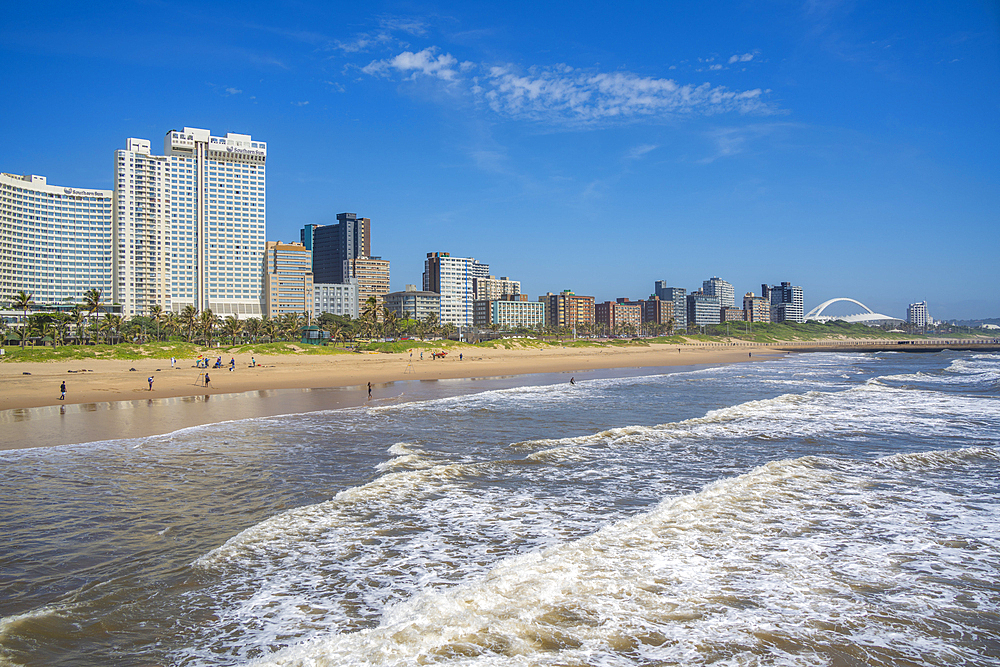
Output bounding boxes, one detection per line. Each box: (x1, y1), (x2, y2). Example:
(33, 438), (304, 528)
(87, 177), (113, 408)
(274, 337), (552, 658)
(0, 343), (776, 450)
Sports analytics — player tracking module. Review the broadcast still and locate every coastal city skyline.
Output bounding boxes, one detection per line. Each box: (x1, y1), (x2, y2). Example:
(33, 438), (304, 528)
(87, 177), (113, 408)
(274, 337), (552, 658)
(2, 2), (998, 320)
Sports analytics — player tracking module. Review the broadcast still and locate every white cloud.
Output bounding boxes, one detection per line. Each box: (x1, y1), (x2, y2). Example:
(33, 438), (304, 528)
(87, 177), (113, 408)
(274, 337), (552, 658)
(709, 64), (723, 70)
(360, 48), (775, 124)
(292, 101), (309, 106)
(362, 47), (460, 81)
(728, 52), (756, 64)
(225, 87), (242, 95)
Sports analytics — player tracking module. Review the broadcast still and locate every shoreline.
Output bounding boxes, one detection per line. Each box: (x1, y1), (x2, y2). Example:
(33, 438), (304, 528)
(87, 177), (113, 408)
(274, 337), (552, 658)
(0, 343), (780, 451)
(3, 338), (995, 452)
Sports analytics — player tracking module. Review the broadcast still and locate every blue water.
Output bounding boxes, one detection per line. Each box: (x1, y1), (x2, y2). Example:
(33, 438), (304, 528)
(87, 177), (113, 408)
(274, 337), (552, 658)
(1, 351), (998, 666)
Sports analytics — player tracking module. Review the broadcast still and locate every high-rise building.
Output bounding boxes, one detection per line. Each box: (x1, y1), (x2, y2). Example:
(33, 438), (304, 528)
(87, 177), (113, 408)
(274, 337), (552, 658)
(908, 301), (929, 328)
(743, 292), (770, 323)
(263, 241), (313, 318)
(654, 283), (687, 331)
(762, 282), (804, 323)
(474, 275), (520, 301)
(702, 277), (735, 308)
(302, 213), (370, 284)
(345, 256), (390, 311)
(423, 252), (488, 327)
(113, 139), (170, 317)
(686, 290), (721, 326)
(538, 290), (596, 330)
(1, 172), (113, 306)
(115, 127), (267, 319)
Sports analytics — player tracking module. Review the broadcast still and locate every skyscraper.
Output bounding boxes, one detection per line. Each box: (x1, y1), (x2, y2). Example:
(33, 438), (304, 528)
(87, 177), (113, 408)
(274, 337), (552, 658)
(115, 127), (267, 318)
(423, 252), (488, 327)
(303, 213), (370, 284)
(762, 282), (804, 323)
(263, 241), (313, 318)
(702, 277), (735, 308)
(907, 301), (929, 328)
(1, 172), (113, 306)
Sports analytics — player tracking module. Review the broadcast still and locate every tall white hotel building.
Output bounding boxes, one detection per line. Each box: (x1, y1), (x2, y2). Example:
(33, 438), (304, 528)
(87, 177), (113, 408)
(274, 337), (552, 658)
(114, 127), (266, 318)
(0, 172), (113, 306)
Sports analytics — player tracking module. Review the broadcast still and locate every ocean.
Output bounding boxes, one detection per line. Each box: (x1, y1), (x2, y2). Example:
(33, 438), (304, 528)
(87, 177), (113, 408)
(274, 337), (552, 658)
(1, 350), (998, 666)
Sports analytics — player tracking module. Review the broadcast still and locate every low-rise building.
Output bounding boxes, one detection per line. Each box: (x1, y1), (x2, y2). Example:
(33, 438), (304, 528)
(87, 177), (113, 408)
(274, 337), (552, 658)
(314, 280), (358, 319)
(474, 295), (545, 330)
(721, 306), (746, 322)
(638, 296), (675, 328)
(384, 284), (440, 322)
(596, 299), (642, 333)
(743, 292), (770, 323)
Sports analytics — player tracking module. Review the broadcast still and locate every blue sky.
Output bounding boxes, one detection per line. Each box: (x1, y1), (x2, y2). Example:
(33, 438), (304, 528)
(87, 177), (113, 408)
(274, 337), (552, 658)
(2, 1), (998, 320)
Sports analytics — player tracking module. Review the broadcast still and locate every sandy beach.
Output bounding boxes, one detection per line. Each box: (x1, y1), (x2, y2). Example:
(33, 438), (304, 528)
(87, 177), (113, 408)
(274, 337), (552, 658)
(0, 343), (777, 450)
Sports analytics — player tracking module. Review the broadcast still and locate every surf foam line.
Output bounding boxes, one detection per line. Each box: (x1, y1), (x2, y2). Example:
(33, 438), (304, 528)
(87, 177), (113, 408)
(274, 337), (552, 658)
(511, 381), (999, 462)
(249, 449), (1000, 667)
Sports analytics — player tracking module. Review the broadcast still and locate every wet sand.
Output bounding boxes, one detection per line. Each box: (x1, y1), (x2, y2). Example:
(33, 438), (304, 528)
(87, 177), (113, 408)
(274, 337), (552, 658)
(0, 344), (776, 450)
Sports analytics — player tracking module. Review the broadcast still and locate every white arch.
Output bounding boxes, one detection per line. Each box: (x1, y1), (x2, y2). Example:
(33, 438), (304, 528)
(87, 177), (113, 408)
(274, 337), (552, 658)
(805, 298), (876, 319)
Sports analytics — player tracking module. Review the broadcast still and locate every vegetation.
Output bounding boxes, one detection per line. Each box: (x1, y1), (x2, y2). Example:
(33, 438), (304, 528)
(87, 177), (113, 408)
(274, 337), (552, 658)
(2, 290), (994, 363)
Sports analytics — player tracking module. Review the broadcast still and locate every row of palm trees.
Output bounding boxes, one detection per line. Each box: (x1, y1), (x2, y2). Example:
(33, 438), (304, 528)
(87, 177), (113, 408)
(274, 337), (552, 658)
(4, 291), (677, 349)
(2, 292), (452, 348)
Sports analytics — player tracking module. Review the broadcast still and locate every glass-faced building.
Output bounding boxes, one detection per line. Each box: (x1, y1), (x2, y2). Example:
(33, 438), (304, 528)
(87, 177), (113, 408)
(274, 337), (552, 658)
(1, 172), (113, 306)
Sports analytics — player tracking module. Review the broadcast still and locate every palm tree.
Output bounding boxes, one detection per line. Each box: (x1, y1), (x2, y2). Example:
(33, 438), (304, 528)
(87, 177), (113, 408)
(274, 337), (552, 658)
(382, 306), (399, 340)
(221, 315), (243, 345)
(179, 305), (198, 343)
(82, 288), (103, 344)
(68, 306), (85, 344)
(198, 309), (220, 347)
(243, 317), (262, 343)
(262, 317), (279, 343)
(10, 290), (32, 348)
(423, 311), (439, 339)
(360, 296), (380, 338)
(148, 304), (164, 342)
(280, 312), (302, 341)
(100, 313), (124, 345)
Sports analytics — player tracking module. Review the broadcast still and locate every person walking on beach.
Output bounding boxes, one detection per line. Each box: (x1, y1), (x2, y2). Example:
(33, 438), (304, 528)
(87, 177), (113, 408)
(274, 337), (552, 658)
(204, 372), (211, 388)
(170, 357), (175, 369)
(251, 356), (256, 367)
(368, 382), (372, 399)
(229, 357), (235, 371)
(148, 376), (154, 391)
(60, 381), (66, 400)
(459, 353), (463, 361)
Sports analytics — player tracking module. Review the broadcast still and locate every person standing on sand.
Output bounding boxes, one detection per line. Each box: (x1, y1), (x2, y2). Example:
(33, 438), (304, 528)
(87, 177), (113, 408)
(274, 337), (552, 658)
(251, 356), (256, 367)
(368, 382), (372, 399)
(148, 376), (154, 391)
(204, 372), (211, 387)
(60, 381), (66, 400)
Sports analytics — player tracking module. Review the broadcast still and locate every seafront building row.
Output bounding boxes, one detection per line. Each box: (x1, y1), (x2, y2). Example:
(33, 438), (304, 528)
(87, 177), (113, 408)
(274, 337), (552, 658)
(6, 126), (931, 335)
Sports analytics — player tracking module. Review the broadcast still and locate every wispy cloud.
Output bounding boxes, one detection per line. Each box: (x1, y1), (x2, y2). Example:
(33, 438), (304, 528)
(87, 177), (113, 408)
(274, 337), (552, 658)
(225, 87), (242, 95)
(292, 100), (309, 106)
(624, 144), (659, 161)
(728, 52), (756, 64)
(479, 64), (772, 123)
(357, 47), (776, 126)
